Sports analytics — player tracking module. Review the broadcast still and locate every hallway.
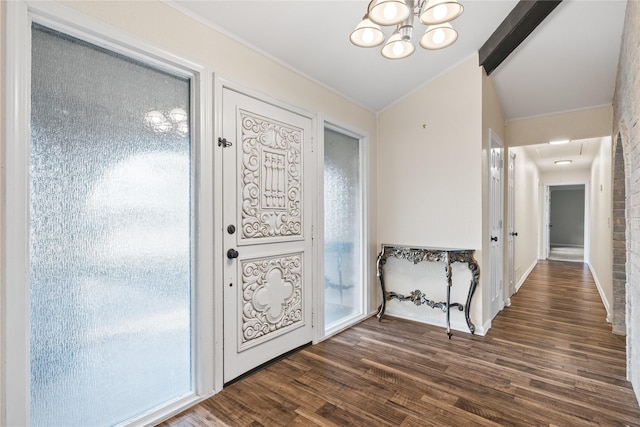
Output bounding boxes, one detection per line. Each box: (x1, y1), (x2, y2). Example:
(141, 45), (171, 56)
(163, 260), (640, 426)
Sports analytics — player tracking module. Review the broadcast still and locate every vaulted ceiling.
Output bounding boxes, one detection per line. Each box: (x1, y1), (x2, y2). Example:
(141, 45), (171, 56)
(168, 1), (626, 171)
(169, 0), (626, 121)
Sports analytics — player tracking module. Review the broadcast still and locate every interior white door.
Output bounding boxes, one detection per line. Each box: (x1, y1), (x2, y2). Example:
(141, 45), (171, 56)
(506, 151), (516, 304)
(489, 131), (504, 319)
(222, 87), (314, 382)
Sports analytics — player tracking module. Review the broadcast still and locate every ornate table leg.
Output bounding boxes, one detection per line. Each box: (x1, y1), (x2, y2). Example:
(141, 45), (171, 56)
(445, 252), (453, 339)
(376, 250), (387, 321)
(464, 255), (480, 334)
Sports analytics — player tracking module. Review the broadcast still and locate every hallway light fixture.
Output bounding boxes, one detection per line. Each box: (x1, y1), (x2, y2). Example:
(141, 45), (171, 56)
(554, 160), (573, 165)
(548, 139), (570, 145)
(350, 0), (464, 59)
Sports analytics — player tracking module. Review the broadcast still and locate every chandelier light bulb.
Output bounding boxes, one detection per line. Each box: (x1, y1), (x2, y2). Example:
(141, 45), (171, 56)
(350, 17), (385, 47)
(420, 0), (464, 25)
(420, 23), (458, 50)
(368, 0), (411, 26)
(432, 28), (445, 45)
(362, 28), (375, 44)
(384, 3), (398, 21)
(381, 31), (415, 59)
(433, 4), (448, 21)
(393, 42), (404, 56)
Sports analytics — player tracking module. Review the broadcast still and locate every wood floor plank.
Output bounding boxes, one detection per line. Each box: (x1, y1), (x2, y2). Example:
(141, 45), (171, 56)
(160, 260), (640, 426)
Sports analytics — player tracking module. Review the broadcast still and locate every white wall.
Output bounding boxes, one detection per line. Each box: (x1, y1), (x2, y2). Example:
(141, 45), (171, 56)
(589, 136), (613, 320)
(377, 55), (485, 333)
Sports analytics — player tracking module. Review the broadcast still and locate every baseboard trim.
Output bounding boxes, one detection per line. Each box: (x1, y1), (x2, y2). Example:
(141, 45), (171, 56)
(587, 261), (611, 323)
(516, 259), (538, 292)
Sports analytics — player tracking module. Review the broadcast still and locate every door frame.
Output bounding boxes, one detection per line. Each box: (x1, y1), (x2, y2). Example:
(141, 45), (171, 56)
(3, 2), (215, 425)
(543, 182), (590, 263)
(488, 129), (505, 319)
(315, 118), (371, 341)
(505, 150), (516, 305)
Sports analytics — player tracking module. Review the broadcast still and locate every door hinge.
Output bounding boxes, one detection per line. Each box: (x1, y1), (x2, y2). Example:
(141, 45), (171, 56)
(218, 137), (232, 148)
(311, 136), (315, 153)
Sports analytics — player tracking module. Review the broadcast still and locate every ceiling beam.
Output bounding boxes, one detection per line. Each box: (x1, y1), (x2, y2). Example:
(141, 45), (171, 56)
(479, 0), (563, 76)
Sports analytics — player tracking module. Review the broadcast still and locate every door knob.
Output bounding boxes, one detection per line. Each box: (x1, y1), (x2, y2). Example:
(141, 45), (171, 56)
(510, 232), (518, 237)
(491, 236), (498, 242)
(227, 248), (239, 259)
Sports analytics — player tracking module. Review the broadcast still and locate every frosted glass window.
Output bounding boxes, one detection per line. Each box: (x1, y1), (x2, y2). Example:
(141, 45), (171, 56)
(30, 25), (192, 426)
(324, 128), (363, 328)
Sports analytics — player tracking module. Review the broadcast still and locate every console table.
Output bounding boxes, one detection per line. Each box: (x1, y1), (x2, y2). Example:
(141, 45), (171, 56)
(376, 244), (480, 338)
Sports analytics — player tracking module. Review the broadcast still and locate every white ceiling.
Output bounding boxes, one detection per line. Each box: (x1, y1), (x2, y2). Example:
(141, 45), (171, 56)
(168, 0), (625, 173)
(522, 137), (602, 173)
(168, 0), (627, 121)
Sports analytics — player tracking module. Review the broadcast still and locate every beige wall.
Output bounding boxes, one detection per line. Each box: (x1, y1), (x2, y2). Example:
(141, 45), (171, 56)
(540, 168), (591, 185)
(589, 136), (613, 318)
(612, 0), (640, 402)
(377, 55), (485, 332)
(63, 1), (375, 129)
(506, 105), (613, 147)
(378, 55), (482, 248)
(482, 70), (506, 142)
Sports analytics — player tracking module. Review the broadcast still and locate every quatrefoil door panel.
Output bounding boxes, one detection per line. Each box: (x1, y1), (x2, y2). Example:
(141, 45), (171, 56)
(222, 86), (314, 383)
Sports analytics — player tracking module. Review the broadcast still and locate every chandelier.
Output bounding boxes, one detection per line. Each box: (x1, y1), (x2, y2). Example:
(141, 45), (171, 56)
(350, 0), (464, 59)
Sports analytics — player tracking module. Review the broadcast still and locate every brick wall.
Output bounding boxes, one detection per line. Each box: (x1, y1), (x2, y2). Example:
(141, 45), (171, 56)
(612, 138), (626, 334)
(612, 0), (640, 400)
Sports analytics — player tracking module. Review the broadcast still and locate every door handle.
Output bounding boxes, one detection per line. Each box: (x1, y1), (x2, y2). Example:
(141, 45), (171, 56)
(227, 248), (239, 259)
(491, 236), (498, 242)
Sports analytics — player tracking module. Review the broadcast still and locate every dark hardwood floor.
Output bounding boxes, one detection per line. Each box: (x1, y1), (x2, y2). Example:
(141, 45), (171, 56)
(161, 260), (640, 426)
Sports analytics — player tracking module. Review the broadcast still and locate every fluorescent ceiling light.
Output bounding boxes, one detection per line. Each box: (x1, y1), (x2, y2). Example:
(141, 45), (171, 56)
(554, 160), (572, 165)
(549, 139), (570, 145)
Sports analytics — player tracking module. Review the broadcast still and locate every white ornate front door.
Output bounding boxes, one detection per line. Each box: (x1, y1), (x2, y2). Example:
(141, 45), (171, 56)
(222, 87), (314, 382)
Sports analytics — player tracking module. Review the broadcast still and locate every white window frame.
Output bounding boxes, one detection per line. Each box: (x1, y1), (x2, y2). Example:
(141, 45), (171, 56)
(3, 2), (217, 425)
(314, 117), (370, 342)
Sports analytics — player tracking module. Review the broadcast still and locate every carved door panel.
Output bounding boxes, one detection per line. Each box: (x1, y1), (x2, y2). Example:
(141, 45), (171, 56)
(222, 88), (313, 383)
